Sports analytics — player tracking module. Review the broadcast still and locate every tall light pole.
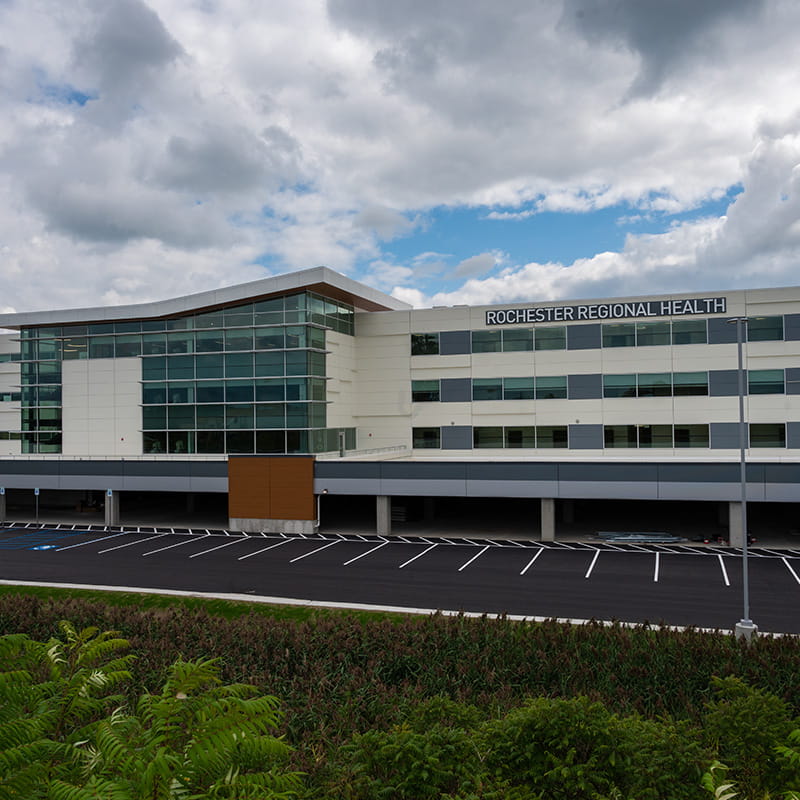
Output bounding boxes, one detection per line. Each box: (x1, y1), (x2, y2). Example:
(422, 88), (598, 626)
(729, 316), (757, 641)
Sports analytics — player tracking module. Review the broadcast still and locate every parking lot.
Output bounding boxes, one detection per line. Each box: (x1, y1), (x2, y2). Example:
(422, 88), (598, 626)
(1, 524), (798, 633)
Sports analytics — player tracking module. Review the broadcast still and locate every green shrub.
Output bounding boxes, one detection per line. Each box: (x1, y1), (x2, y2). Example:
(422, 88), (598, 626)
(704, 676), (798, 798)
(480, 696), (708, 800)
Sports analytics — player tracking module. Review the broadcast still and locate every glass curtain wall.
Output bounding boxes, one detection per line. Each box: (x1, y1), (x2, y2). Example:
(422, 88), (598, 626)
(19, 291), (356, 454)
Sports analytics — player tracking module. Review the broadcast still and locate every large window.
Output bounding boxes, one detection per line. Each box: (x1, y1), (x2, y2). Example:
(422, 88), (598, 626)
(749, 423), (785, 447)
(748, 369), (784, 394)
(471, 330), (502, 353)
(602, 323), (636, 348)
(503, 377), (535, 400)
(747, 316), (783, 342)
(673, 372), (708, 396)
(534, 326), (566, 351)
(472, 378), (502, 401)
(412, 427), (440, 448)
(411, 379), (440, 402)
(411, 333), (439, 355)
(603, 374), (637, 398)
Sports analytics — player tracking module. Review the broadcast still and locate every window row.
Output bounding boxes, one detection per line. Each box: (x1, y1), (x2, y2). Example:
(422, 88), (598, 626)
(141, 351), (326, 381)
(23, 325), (327, 361)
(142, 402), (328, 431)
(22, 292), (355, 339)
(0, 353), (20, 363)
(142, 378), (325, 405)
(411, 315), (785, 355)
(0, 392), (21, 402)
(413, 423), (788, 450)
(143, 427), (356, 455)
(604, 423), (786, 448)
(411, 369), (787, 402)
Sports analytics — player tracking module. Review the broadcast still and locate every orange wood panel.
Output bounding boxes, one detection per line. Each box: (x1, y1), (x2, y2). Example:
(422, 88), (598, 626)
(228, 456), (315, 520)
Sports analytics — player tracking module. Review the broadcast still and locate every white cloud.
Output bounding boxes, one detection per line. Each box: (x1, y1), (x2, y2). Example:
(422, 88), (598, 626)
(0, 0), (799, 311)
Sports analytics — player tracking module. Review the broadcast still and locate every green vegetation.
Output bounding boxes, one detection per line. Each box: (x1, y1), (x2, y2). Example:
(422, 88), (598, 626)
(1, 590), (800, 798)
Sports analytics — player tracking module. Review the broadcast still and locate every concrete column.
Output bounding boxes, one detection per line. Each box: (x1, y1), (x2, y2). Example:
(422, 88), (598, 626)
(540, 498), (555, 542)
(423, 497), (435, 522)
(728, 501), (744, 548)
(104, 492), (120, 527)
(376, 495), (391, 536)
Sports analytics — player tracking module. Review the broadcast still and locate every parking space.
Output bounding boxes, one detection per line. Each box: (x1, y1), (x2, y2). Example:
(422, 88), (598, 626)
(1, 524), (798, 632)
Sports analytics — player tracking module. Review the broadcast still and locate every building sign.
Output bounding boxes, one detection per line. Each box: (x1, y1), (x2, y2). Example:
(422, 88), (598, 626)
(485, 297), (727, 326)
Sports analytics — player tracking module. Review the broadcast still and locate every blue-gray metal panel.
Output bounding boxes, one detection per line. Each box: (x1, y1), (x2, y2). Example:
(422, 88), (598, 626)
(464, 462), (559, 481)
(559, 462), (659, 482)
(377, 479), (467, 497)
(313, 478), (381, 494)
(0, 460), (61, 475)
(381, 462), (468, 480)
(187, 462), (228, 477)
(121, 476), (193, 491)
(786, 368), (800, 395)
(657, 462), (741, 482)
(464, 480), (558, 498)
(58, 476), (124, 491)
(122, 461), (201, 477)
(568, 373), (602, 400)
(439, 330), (471, 355)
(764, 462), (800, 483)
(710, 422), (740, 449)
(440, 425), (472, 449)
(786, 422), (800, 449)
(57, 461), (125, 475)
(708, 318), (737, 344)
(315, 462), (382, 479)
(557, 481), (660, 499)
(187, 476), (228, 492)
(784, 313), (800, 341)
(440, 378), (472, 402)
(0, 476), (62, 490)
(567, 324), (601, 350)
(567, 424), (603, 449)
(657, 482), (758, 502)
(709, 369), (740, 396)
(765, 483), (800, 502)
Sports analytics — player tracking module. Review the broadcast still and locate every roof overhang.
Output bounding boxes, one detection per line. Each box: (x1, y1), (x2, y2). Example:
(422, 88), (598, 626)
(0, 266), (411, 330)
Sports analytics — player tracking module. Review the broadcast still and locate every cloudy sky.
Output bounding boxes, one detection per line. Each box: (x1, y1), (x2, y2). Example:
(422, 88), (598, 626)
(1, 0), (799, 313)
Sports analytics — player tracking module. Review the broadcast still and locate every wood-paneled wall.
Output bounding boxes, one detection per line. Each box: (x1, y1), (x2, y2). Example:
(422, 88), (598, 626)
(228, 456), (315, 520)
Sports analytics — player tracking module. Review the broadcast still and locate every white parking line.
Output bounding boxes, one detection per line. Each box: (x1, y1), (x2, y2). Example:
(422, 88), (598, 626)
(237, 538), (292, 561)
(654, 552), (660, 583)
(189, 538), (246, 559)
(289, 540), (339, 563)
(344, 541), (388, 565)
(718, 554), (730, 586)
(398, 543), (437, 569)
(584, 549), (600, 579)
(782, 557), (800, 585)
(520, 547), (544, 575)
(98, 534), (168, 554)
(143, 535), (210, 556)
(458, 545), (489, 572)
(56, 531), (128, 551)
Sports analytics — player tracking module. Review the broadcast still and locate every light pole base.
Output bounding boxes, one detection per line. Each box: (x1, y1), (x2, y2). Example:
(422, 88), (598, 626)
(735, 620), (758, 642)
